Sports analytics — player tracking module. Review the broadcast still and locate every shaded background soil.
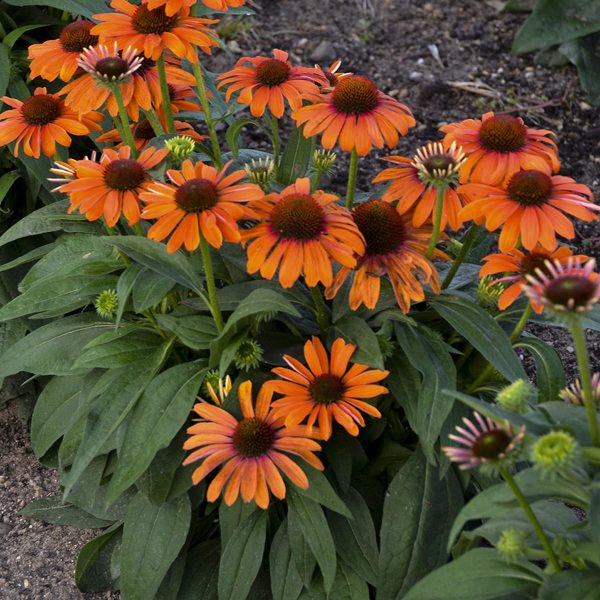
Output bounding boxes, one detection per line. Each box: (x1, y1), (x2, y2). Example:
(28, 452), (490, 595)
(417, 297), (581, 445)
(2, 0), (600, 596)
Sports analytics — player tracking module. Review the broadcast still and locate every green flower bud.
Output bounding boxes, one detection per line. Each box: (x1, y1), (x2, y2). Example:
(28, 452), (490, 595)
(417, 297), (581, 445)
(313, 149), (337, 175)
(377, 334), (396, 360)
(496, 379), (536, 414)
(234, 339), (264, 372)
(164, 135), (196, 160)
(95, 289), (118, 319)
(531, 430), (577, 475)
(476, 276), (505, 311)
(497, 528), (527, 561)
(244, 158), (274, 190)
(204, 369), (222, 396)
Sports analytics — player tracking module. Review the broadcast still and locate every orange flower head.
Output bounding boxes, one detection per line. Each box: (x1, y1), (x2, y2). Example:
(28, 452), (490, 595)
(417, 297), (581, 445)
(183, 380), (323, 509)
(241, 177), (365, 288)
(59, 44), (150, 119)
(0, 87), (102, 158)
(523, 257), (600, 315)
(146, 0), (246, 15)
(140, 159), (264, 253)
(51, 146), (168, 227)
(293, 74), (416, 156)
(480, 245), (589, 313)
(92, 0), (219, 63)
(440, 112), (559, 185)
(28, 20), (99, 82)
(374, 141), (466, 230)
(267, 337), (389, 440)
(314, 60), (351, 88)
(459, 169), (598, 252)
(217, 49), (322, 118)
(325, 199), (444, 312)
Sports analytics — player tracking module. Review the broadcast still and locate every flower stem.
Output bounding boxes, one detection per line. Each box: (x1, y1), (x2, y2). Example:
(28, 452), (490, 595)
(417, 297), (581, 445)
(191, 60), (222, 170)
(345, 149), (359, 210)
(441, 224), (480, 289)
(570, 318), (600, 446)
(156, 54), (175, 134)
(199, 233), (224, 332)
(426, 185), (445, 260)
(310, 285), (329, 337)
(132, 222), (145, 236)
(271, 114), (280, 174)
(500, 467), (561, 572)
(112, 85), (138, 157)
(144, 108), (165, 136)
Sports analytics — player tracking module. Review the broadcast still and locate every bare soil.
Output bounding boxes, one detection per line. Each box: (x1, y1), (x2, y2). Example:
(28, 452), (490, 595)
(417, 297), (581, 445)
(1, 0), (600, 597)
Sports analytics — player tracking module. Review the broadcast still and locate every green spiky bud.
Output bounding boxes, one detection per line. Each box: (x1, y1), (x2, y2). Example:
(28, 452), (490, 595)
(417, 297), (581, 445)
(234, 339), (263, 372)
(313, 149), (337, 175)
(496, 379), (536, 414)
(476, 276), (505, 311)
(531, 430), (578, 475)
(164, 135), (196, 160)
(377, 334), (396, 360)
(244, 158), (274, 190)
(497, 528), (527, 561)
(204, 369), (222, 396)
(95, 289), (118, 319)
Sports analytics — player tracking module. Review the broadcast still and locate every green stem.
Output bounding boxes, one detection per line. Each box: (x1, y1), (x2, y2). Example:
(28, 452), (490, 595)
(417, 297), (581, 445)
(271, 114), (280, 174)
(191, 60), (222, 170)
(345, 149), (359, 210)
(310, 286), (329, 338)
(426, 185), (445, 260)
(466, 303), (532, 393)
(132, 222), (145, 236)
(112, 85), (138, 157)
(570, 319), (600, 446)
(199, 233), (224, 332)
(144, 108), (165, 136)
(500, 467), (561, 572)
(441, 224), (481, 289)
(157, 54), (175, 134)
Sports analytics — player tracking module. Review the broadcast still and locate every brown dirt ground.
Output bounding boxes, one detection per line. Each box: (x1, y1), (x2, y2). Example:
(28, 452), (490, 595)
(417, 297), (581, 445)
(2, 0), (600, 597)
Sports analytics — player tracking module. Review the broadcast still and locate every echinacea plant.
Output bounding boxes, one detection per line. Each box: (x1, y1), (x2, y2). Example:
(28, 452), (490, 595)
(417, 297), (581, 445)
(1, 1), (600, 599)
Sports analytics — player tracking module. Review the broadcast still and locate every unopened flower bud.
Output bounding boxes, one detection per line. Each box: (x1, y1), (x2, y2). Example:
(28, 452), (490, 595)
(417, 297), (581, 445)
(531, 430), (577, 475)
(497, 528), (527, 561)
(496, 379), (535, 414)
(95, 289), (118, 319)
(234, 339), (264, 372)
(165, 135), (196, 160)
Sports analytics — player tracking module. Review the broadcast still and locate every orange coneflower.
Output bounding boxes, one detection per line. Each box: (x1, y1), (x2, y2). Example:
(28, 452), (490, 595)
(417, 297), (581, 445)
(373, 141), (466, 230)
(440, 112), (559, 185)
(459, 169), (598, 252)
(140, 159), (263, 253)
(292, 74), (415, 156)
(28, 20), (99, 83)
(51, 146), (168, 227)
(216, 49), (322, 118)
(59, 44), (147, 119)
(183, 380), (323, 509)
(267, 337), (389, 440)
(0, 87), (102, 158)
(325, 199), (444, 312)
(480, 245), (589, 313)
(314, 60), (350, 88)
(92, 1), (219, 63)
(146, 0), (246, 15)
(241, 177), (365, 288)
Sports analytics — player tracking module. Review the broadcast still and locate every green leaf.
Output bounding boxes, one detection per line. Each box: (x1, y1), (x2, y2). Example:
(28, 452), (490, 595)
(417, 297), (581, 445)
(121, 493), (191, 600)
(287, 510), (317, 587)
(431, 295), (527, 381)
(75, 525), (121, 593)
(226, 117), (259, 157)
(115, 263), (143, 325)
(31, 372), (101, 458)
(328, 487), (379, 585)
(0, 170), (19, 205)
(393, 323), (456, 463)
(74, 327), (163, 370)
(512, 0), (600, 55)
(0, 200), (102, 247)
(3, 0), (109, 19)
(287, 488), (337, 594)
(334, 315), (384, 369)
(538, 568), (600, 600)
(219, 500), (258, 549)
(0, 44), (9, 97)
(0, 243), (55, 274)
(0, 314), (115, 378)
(177, 541), (220, 600)
(589, 489), (600, 552)
(560, 32), (600, 105)
(277, 124), (314, 185)
(294, 468), (352, 517)
(63, 342), (171, 497)
(106, 362), (206, 505)
(131, 268), (176, 313)
(270, 522), (303, 600)
(402, 548), (543, 600)
(19, 497), (113, 528)
(218, 510), (268, 600)
(104, 236), (202, 294)
(156, 313), (218, 350)
(328, 562), (370, 600)
(4, 23), (51, 48)
(514, 337), (565, 402)
(378, 448), (463, 599)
